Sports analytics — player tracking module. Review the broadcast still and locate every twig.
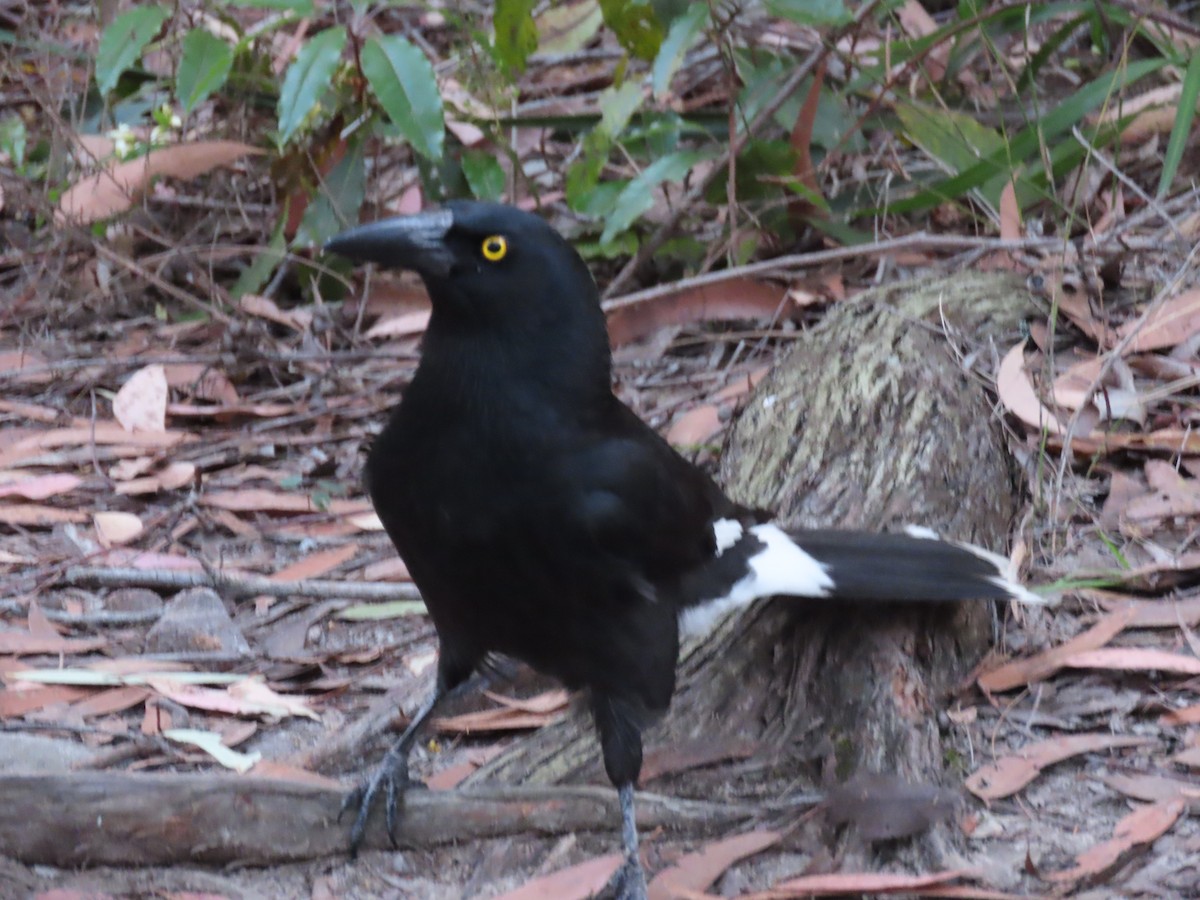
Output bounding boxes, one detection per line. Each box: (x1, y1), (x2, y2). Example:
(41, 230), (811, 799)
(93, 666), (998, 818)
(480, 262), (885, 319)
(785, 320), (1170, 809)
(602, 233), (1068, 313)
(1070, 125), (1185, 244)
(602, 0), (883, 298)
(62, 566), (423, 603)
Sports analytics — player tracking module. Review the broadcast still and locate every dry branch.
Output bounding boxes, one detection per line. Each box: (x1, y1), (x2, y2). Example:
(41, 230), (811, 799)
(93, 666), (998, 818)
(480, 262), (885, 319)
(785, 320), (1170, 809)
(0, 774), (772, 867)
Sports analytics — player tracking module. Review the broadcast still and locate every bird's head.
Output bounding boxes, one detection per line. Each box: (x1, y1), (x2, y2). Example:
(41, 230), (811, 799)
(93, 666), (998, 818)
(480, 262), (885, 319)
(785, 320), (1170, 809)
(326, 201), (607, 343)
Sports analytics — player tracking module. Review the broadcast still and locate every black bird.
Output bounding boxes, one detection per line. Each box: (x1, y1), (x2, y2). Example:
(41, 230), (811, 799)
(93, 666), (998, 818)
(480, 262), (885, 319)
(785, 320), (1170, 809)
(326, 201), (1043, 898)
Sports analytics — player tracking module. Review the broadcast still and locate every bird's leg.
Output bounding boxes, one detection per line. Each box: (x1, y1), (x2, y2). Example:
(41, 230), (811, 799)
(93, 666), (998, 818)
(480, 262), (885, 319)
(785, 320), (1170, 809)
(342, 664), (482, 855)
(607, 782), (647, 900)
(592, 692), (649, 900)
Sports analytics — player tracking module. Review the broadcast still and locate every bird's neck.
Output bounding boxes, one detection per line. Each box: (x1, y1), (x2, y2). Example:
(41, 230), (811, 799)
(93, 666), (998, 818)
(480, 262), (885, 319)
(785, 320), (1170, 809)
(413, 317), (614, 419)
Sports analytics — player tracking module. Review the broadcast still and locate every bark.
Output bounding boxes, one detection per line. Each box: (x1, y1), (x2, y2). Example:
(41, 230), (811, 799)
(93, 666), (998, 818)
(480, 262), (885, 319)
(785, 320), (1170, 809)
(472, 271), (1036, 867)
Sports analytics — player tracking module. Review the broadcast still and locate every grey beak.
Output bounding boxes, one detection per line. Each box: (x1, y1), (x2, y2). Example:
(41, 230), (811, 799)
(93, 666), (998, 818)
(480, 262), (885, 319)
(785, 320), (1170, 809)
(325, 208), (455, 277)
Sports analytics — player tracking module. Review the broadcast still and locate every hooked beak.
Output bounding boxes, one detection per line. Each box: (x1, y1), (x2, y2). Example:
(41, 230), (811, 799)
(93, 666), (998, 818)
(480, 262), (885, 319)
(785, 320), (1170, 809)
(325, 208), (455, 278)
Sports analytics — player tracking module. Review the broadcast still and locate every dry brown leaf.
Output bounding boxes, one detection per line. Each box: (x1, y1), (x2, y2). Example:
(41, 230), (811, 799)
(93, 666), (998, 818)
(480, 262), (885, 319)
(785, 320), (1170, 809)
(0, 504), (89, 527)
(1114, 288), (1200, 353)
(112, 364), (168, 433)
(667, 405), (722, 446)
(1161, 705), (1200, 726)
(0, 425), (188, 469)
(69, 686), (150, 718)
(426, 746), (505, 791)
(1102, 771), (1200, 806)
(965, 733), (1153, 801)
(270, 544), (358, 582)
(605, 279), (794, 347)
(641, 737), (758, 785)
(998, 179), (1020, 241)
(0, 684), (91, 717)
(163, 363), (240, 405)
(146, 676), (317, 720)
(362, 556), (410, 582)
(0, 473), (83, 500)
(239, 294), (314, 332)
(0, 633), (108, 656)
(1063, 647), (1200, 676)
(1171, 746), (1200, 768)
(1045, 799), (1185, 883)
(247, 759), (342, 788)
(995, 342), (1065, 435)
(491, 854), (623, 900)
(977, 603), (1137, 693)
(0, 349), (52, 384)
(200, 489), (371, 516)
(648, 830), (780, 900)
(483, 689), (570, 715)
(114, 461), (196, 496)
(57, 141), (264, 224)
(93, 511), (144, 547)
(433, 698), (566, 735)
(743, 868), (972, 898)
(1050, 427), (1200, 457)
(1087, 591), (1200, 629)
(365, 310), (432, 339)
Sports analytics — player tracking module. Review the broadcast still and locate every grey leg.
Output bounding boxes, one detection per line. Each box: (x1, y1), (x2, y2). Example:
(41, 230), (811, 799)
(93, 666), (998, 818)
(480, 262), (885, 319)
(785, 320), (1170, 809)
(606, 782), (647, 900)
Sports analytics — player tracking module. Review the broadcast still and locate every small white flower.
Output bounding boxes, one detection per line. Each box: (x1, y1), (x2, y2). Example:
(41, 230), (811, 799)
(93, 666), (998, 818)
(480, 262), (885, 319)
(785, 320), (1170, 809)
(150, 125), (167, 145)
(107, 123), (136, 158)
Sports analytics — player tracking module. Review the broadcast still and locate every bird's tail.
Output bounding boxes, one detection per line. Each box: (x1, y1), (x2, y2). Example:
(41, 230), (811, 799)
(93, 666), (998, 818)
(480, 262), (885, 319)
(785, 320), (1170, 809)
(679, 521), (1047, 637)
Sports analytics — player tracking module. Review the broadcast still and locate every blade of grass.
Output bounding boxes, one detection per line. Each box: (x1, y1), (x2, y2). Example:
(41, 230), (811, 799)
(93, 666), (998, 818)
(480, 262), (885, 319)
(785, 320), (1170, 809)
(1157, 51), (1200, 198)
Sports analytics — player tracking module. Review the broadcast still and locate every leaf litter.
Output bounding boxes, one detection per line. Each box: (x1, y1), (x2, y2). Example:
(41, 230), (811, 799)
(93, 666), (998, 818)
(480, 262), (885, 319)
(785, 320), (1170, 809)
(4, 3), (1200, 898)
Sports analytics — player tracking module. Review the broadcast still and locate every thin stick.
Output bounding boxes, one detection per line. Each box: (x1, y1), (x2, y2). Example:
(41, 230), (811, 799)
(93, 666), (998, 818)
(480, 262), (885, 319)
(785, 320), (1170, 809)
(63, 566), (422, 603)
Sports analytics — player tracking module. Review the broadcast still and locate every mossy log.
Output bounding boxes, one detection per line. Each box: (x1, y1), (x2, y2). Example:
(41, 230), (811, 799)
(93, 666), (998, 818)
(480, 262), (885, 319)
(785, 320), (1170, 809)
(470, 271), (1036, 868)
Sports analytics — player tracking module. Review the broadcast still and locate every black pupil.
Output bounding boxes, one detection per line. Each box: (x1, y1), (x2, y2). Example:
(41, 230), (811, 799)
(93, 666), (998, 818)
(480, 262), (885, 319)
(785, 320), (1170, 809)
(488, 240), (501, 254)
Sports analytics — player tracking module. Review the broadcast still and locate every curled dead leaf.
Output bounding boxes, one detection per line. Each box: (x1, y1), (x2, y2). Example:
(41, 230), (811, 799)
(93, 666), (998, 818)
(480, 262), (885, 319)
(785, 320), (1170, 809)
(995, 341), (1065, 435)
(93, 511), (144, 547)
(57, 141), (264, 225)
(113, 364), (168, 433)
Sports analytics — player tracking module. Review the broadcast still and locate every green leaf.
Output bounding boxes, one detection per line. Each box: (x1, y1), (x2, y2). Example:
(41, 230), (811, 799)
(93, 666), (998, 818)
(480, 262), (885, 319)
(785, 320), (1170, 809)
(536, 0), (603, 55)
(0, 115), (26, 167)
(598, 80), (645, 138)
(295, 135), (366, 248)
(277, 26), (345, 145)
(462, 149), (506, 200)
(494, 0), (538, 74)
(885, 57), (1166, 216)
(895, 101), (1007, 207)
(651, 2), (706, 99)
(1158, 51), (1200, 198)
(764, 0), (850, 26)
(601, 149), (708, 244)
(337, 601), (427, 620)
(176, 28), (235, 115)
(95, 6), (170, 96)
(565, 81), (646, 210)
(361, 34), (445, 161)
(599, 0), (664, 60)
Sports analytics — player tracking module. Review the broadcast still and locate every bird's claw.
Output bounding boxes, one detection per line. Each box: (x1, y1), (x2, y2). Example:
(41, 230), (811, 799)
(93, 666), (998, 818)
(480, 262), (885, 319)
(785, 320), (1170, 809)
(601, 855), (648, 900)
(340, 756), (416, 856)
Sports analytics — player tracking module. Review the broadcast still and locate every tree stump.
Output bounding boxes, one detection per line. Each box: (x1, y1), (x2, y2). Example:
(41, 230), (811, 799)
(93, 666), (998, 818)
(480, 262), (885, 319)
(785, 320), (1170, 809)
(470, 271), (1036, 868)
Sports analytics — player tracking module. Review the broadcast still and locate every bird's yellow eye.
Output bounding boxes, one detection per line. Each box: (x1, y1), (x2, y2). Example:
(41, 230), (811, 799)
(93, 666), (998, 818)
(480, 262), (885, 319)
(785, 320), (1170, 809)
(481, 235), (508, 262)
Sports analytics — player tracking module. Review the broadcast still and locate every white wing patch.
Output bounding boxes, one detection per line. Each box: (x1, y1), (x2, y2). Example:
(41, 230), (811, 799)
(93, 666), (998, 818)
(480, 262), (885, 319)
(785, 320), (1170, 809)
(712, 518), (744, 555)
(679, 523), (834, 637)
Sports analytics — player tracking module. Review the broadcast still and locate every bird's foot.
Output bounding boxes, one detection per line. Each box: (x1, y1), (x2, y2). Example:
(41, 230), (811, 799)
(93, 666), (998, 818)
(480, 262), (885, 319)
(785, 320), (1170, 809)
(340, 752), (418, 856)
(601, 854), (647, 900)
